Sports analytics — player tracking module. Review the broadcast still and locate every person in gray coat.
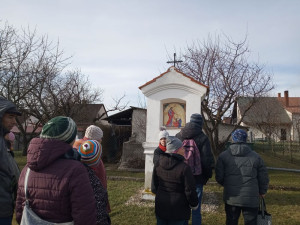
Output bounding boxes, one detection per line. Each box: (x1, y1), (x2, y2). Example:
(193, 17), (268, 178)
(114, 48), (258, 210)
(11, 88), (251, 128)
(215, 129), (269, 225)
(0, 97), (21, 225)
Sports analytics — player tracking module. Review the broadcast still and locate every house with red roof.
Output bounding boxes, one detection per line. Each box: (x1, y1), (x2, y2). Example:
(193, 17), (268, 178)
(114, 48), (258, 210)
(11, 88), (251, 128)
(232, 91), (300, 142)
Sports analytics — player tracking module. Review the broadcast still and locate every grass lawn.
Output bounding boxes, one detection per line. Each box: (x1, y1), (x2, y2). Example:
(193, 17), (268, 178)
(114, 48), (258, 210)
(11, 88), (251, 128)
(12, 150), (300, 225)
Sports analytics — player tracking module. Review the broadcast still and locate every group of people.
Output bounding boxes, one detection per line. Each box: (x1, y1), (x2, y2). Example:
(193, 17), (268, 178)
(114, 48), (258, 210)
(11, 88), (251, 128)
(0, 97), (110, 225)
(0, 96), (269, 225)
(152, 113), (269, 225)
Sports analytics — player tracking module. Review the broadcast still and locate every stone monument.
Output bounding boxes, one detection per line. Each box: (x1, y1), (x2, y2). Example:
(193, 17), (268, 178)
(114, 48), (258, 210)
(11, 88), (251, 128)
(139, 66), (208, 199)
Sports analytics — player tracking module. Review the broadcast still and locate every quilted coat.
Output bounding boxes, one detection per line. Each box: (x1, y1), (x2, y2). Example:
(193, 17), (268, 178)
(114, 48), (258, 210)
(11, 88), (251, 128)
(215, 143), (269, 208)
(152, 153), (198, 220)
(15, 138), (97, 225)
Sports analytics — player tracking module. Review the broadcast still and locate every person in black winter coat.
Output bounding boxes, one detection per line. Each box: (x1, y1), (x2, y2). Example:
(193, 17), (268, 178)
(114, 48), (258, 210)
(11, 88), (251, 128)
(0, 97), (21, 225)
(215, 129), (269, 225)
(176, 113), (215, 225)
(152, 136), (198, 225)
(153, 127), (169, 166)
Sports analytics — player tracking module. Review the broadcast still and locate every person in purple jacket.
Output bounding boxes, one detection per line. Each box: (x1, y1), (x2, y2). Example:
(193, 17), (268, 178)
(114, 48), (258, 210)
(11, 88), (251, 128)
(15, 116), (97, 225)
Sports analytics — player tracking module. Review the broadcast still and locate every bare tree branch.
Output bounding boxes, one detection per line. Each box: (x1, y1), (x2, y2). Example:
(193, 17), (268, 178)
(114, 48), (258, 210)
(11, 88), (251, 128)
(178, 34), (274, 156)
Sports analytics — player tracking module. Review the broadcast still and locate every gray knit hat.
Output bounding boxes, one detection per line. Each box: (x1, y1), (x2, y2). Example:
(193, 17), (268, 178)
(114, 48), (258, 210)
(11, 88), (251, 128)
(190, 113), (203, 126)
(166, 136), (183, 153)
(85, 125), (103, 140)
(40, 116), (77, 144)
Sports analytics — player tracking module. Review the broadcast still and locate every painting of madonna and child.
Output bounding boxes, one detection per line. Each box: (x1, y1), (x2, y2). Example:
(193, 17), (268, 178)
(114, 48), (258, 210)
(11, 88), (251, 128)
(163, 102), (186, 128)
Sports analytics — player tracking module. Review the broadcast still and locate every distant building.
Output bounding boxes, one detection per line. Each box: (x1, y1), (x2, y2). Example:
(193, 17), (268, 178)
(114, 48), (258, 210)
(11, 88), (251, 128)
(232, 90), (300, 142)
(72, 104), (108, 138)
(11, 104), (109, 151)
(104, 106), (146, 169)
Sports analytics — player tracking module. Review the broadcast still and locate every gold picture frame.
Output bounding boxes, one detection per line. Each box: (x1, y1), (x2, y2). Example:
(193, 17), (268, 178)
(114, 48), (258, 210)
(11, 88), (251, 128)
(163, 102), (186, 128)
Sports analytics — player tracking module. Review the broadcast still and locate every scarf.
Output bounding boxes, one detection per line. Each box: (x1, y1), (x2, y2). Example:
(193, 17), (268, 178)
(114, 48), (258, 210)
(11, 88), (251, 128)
(159, 143), (166, 152)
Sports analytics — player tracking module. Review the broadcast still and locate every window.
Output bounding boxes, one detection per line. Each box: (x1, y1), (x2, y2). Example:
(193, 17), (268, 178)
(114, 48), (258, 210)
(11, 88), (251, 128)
(280, 129), (286, 141)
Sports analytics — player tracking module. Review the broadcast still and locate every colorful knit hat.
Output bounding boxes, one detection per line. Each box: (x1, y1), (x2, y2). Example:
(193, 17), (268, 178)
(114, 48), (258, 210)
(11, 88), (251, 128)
(232, 129), (247, 143)
(78, 140), (102, 167)
(40, 116), (77, 144)
(85, 125), (103, 140)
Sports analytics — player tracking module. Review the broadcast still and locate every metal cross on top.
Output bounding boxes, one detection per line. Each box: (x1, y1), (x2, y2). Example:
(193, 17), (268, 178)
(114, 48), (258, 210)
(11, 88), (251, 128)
(167, 53), (183, 67)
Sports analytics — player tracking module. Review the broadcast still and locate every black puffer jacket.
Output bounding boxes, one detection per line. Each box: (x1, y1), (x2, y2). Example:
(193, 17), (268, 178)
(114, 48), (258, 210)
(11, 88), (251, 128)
(215, 143), (269, 208)
(176, 122), (215, 184)
(0, 97), (20, 217)
(152, 153), (198, 220)
(153, 146), (164, 166)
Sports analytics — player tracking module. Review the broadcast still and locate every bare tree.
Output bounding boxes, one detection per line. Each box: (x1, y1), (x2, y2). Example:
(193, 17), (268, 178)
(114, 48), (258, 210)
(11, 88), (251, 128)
(178, 34), (274, 156)
(137, 92), (147, 109)
(0, 22), (104, 154)
(96, 93), (129, 120)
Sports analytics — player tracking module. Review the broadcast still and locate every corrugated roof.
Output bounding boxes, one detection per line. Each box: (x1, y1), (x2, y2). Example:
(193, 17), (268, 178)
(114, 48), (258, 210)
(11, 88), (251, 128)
(104, 106), (146, 125)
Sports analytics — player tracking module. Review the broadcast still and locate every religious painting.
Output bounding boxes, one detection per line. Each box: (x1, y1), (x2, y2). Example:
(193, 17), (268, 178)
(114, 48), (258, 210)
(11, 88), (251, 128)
(163, 102), (186, 128)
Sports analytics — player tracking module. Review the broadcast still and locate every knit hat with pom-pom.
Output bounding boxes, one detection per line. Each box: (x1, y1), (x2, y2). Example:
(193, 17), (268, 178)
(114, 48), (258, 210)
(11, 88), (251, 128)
(78, 140), (102, 167)
(158, 126), (169, 140)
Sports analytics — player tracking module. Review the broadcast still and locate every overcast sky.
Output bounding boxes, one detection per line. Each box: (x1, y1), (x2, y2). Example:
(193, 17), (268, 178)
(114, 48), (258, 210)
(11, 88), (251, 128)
(1, 0), (300, 110)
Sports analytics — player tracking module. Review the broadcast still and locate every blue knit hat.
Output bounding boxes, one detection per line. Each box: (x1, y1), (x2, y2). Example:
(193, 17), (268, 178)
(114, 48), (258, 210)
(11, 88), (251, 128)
(232, 129), (247, 143)
(190, 113), (203, 126)
(40, 116), (77, 144)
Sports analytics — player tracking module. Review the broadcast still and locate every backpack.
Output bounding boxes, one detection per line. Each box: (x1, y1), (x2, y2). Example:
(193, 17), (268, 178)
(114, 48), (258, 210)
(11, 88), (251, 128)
(182, 139), (202, 175)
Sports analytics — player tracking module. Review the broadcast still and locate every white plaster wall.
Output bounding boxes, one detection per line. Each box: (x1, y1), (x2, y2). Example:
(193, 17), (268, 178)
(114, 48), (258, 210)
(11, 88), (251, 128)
(146, 89), (202, 142)
(292, 114), (300, 141)
(242, 122), (292, 142)
(142, 67), (206, 143)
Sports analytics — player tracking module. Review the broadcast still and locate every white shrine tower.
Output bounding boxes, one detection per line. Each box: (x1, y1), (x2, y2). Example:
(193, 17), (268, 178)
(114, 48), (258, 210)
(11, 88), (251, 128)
(139, 66), (208, 199)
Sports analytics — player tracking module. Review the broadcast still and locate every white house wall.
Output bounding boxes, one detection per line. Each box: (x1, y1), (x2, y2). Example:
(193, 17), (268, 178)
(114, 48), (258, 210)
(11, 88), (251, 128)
(237, 101), (296, 142)
(292, 114), (300, 141)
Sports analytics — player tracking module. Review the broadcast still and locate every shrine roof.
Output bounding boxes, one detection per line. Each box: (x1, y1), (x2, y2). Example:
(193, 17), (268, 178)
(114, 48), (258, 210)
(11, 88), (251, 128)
(139, 66), (209, 91)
